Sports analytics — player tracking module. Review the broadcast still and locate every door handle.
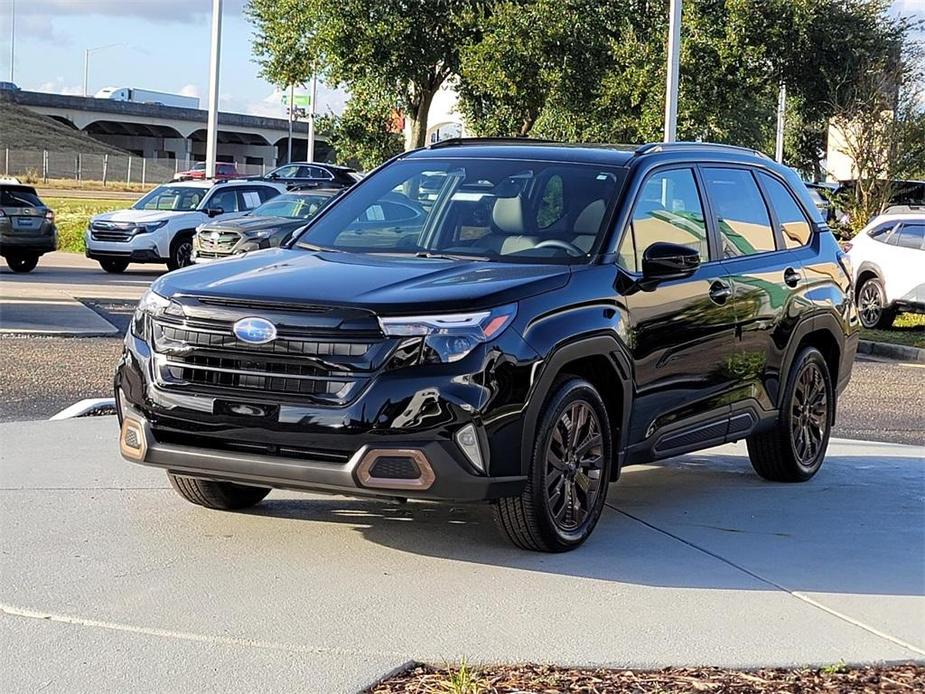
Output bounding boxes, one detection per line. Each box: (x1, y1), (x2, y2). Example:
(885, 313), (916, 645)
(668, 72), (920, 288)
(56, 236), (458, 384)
(784, 267), (801, 288)
(708, 280), (732, 304)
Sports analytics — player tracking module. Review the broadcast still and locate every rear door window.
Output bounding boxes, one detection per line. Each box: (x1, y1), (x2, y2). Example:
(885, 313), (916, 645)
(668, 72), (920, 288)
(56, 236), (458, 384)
(760, 173), (812, 248)
(703, 167), (776, 258)
(208, 189), (239, 213)
(891, 223), (925, 250)
(238, 189), (263, 210)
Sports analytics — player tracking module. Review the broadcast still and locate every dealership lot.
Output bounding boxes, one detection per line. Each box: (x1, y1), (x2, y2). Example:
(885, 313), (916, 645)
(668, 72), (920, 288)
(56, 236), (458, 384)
(1, 419), (922, 692)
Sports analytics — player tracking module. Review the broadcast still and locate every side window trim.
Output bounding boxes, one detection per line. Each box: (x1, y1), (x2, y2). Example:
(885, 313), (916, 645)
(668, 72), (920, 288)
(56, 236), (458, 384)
(752, 170), (785, 251)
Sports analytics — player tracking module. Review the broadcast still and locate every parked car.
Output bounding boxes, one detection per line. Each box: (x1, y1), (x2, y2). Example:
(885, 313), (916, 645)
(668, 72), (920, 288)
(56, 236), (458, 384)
(116, 139), (859, 551)
(845, 211), (925, 328)
(257, 162), (361, 188)
(192, 188), (341, 263)
(86, 179), (285, 272)
(0, 183), (58, 272)
(173, 162), (241, 182)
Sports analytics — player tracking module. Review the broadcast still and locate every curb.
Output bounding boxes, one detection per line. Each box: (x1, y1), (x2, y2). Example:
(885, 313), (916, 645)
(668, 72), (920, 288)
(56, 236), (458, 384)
(857, 340), (925, 363)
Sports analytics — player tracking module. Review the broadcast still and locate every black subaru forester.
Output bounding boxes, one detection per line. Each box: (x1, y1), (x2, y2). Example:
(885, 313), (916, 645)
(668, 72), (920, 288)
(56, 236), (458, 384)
(116, 140), (859, 552)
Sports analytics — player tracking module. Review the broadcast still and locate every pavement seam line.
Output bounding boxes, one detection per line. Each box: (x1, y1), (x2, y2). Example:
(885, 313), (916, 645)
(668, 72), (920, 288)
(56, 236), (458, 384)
(0, 603), (413, 661)
(604, 503), (925, 657)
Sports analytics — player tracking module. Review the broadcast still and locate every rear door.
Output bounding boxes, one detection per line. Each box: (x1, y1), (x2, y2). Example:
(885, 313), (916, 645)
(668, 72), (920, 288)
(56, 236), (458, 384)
(701, 166), (814, 415)
(617, 166), (740, 453)
(882, 222), (925, 305)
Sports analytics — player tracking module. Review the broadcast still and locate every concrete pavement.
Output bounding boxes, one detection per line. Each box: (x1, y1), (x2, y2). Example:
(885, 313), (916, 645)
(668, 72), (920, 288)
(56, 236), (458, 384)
(0, 251), (160, 336)
(1, 417), (922, 693)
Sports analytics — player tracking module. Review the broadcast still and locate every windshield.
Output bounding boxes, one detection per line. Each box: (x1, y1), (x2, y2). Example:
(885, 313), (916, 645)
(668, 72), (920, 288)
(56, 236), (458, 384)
(295, 158), (626, 262)
(132, 185), (207, 211)
(253, 193), (332, 219)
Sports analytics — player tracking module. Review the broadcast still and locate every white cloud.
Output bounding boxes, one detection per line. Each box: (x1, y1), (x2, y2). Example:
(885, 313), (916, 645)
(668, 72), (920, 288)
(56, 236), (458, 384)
(179, 84), (201, 99)
(226, 83), (350, 119)
(34, 78), (84, 96)
(18, 0), (247, 23)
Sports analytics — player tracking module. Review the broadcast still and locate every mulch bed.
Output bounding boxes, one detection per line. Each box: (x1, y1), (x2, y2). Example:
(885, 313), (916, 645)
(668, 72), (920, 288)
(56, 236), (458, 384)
(369, 663), (924, 693)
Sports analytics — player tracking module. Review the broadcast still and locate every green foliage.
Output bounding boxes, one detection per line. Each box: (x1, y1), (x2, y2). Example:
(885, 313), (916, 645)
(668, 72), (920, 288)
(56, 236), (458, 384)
(316, 81), (404, 171)
(247, 0), (484, 149)
(45, 198), (125, 253)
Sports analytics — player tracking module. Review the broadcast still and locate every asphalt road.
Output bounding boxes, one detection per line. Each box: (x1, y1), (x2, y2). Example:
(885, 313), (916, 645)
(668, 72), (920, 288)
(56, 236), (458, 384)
(2, 420), (922, 692)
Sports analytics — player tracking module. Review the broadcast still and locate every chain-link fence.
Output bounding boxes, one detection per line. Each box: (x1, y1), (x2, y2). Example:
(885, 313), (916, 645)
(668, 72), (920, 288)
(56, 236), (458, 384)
(2, 149), (268, 186)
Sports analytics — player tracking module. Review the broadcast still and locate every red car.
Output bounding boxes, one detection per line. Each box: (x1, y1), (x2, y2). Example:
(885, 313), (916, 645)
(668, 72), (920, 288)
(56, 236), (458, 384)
(173, 162), (240, 182)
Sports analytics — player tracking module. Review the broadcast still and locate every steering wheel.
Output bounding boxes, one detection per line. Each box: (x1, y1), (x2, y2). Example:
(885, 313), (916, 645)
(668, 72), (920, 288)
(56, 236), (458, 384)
(533, 239), (584, 256)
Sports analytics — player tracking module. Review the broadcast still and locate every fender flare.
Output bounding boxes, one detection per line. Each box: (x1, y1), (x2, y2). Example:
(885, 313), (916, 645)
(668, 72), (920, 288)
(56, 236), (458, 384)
(778, 312), (844, 411)
(519, 334), (633, 477)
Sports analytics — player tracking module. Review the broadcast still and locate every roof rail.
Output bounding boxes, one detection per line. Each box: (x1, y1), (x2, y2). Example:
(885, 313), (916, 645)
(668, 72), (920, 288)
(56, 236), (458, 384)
(635, 142), (771, 159)
(427, 136), (558, 149)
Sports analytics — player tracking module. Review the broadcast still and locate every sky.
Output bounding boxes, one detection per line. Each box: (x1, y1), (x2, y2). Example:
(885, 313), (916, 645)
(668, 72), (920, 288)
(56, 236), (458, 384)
(1, 0), (923, 119)
(0, 0), (348, 118)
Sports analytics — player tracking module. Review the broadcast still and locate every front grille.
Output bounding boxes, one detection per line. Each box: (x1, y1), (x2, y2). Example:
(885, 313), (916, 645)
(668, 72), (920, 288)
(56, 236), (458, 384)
(90, 221), (136, 242)
(197, 230), (240, 253)
(150, 308), (389, 404)
(194, 250), (231, 259)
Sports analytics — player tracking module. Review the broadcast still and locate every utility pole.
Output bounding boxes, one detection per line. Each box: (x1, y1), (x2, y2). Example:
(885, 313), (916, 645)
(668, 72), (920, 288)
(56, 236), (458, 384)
(307, 72), (318, 162)
(83, 44), (125, 98)
(663, 0), (682, 142)
(775, 83), (787, 163)
(286, 83), (295, 163)
(205, 0), (222, 179)
(9, 0), (15, 83)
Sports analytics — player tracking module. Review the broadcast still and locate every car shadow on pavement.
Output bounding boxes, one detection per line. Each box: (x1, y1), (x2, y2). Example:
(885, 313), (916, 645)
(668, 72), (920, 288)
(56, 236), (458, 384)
(246, 450), (925, 596)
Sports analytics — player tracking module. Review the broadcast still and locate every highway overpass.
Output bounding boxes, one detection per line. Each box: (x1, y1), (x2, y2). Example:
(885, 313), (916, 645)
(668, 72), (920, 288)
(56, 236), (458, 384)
(0, 89), (329, 167)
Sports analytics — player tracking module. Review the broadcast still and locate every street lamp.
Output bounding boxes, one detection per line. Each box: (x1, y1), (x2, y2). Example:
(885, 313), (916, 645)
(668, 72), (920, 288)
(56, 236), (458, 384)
(663, 0), (682, 142)
(83, 43), (125, 97)
(205, 0), (222, 179)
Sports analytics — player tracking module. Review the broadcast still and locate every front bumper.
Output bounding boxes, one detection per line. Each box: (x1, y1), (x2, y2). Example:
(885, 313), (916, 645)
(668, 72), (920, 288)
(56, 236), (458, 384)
(116, 330), (531, 502)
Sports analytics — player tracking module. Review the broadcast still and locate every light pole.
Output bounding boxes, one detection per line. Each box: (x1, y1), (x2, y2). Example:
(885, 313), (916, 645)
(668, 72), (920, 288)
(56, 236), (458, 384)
(83, 43), (124, 97)
(205, 0), (222, 179)
(307, 71), (318, 162)
(663, 0), (682, 142)
(775, 83), (787, 163)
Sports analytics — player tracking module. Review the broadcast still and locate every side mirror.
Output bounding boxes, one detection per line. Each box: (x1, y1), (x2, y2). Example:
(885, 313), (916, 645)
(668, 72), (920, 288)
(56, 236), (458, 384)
(205, 207), (224, 218)
(642, 242), (700, 281)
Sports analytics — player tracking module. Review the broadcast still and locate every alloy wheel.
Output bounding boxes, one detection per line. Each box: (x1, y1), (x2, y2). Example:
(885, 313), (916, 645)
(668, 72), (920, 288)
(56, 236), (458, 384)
(175, 241), (193, 268)
(790, 362), (828, 468)
(544, 400), (604, 531)
(858, 281), (882, 328)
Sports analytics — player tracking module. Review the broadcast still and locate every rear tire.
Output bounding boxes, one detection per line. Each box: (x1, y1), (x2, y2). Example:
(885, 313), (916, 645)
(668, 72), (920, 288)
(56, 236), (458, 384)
(494, 377), (613, 552)
(168, 473), (270, 510)
(167, 234), (194, 271)
(99, 258), (129, 273)
(5, 253), (39, 273)
(857, 276), (895, 329)
(747, 347), (833, 482)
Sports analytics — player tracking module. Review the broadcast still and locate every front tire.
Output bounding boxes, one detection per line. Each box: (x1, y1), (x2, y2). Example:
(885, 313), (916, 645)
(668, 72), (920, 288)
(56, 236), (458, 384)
(5, 253), (39, 273)
(99, 258), (129, 273)
(857, 276), (895, 329)
(494, 377), (613, 552)
(168, 473), (270, 510)
(167, 234), (194, 271)
(747, 347), (833, 482)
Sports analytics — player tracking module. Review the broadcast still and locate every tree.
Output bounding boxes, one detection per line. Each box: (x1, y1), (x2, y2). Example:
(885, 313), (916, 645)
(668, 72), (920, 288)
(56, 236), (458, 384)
(247, 0), (485, 150)
(317, 80), (405, 171)
(245, 0), (317, 93)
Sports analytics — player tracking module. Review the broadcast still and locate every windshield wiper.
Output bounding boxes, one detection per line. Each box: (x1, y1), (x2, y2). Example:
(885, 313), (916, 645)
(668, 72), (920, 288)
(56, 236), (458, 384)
(295, 242), (341, 252)
(413, 251), (484, 261)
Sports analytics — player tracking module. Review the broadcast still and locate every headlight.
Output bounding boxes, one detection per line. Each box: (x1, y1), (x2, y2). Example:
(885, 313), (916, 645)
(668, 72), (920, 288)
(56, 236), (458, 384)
(134, 220), (168, 235)
(131, 288), (170, 337)
(250, 230), (274, 240)
(379, 304), (517, 363)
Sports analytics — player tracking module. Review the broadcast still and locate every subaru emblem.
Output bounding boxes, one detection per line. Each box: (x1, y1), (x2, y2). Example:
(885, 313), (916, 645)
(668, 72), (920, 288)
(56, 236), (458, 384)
(233, 317), (277, 344)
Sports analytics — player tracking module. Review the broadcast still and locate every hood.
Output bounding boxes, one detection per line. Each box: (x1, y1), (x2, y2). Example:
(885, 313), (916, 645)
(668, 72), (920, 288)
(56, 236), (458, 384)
(154, 248), (570, 313)
(199, 216), (300, 235)
(92, 209), (195, 224)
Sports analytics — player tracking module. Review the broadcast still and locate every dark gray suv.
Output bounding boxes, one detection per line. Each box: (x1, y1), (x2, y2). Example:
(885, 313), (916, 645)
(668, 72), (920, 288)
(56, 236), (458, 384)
(0, 183), (58, 272)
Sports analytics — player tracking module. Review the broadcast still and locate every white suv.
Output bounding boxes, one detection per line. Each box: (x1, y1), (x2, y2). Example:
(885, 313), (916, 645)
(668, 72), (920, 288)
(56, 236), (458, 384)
(845, 211), (925, 328)
(85, 180), (286, 272)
